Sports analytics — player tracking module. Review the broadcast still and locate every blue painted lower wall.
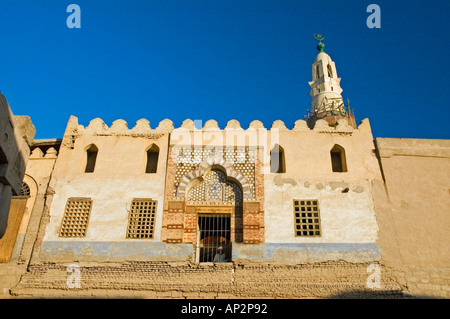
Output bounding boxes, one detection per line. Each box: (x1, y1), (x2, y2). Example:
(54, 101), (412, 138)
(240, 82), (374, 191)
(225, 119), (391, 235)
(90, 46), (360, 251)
(40, 241), (194, 262)
(40, 240), (380, 263)
(232, 243), (381, 263)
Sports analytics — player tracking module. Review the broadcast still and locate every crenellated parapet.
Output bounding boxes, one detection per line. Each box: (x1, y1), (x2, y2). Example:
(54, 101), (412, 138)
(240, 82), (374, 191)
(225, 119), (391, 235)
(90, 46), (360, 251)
(59, 116), (371, 153)
(62, 116), (370, 137)
(69, 117), (174, 136)
(29, 147), (58, 159)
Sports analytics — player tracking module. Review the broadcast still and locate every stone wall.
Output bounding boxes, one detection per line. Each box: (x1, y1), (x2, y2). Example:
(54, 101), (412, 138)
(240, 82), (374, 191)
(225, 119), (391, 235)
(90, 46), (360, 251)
(374, 138), (450, 298)
(0, 93), (35, 238)
(11, 260), (406, 298)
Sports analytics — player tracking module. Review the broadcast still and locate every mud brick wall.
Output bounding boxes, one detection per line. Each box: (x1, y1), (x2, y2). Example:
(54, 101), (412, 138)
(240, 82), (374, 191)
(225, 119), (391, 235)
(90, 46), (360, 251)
(11, 260), (410, 298)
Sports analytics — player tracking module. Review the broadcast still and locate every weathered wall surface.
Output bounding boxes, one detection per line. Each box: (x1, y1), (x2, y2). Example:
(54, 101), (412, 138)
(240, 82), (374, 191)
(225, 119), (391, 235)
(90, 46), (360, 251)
(39, 117), (175, 261)
(0, 198), (28, 262)
(262, 118), (381, 262)
(0, 93), (35, 238)
(155, 117), (382, 263)
(10, 260), (406, 299)
(38, 116), (382, 264)
(3, 119), (449, 299)
(374, 138), (450, 298)
(0, 141), (59, 297)
(11, 144), (59, 264)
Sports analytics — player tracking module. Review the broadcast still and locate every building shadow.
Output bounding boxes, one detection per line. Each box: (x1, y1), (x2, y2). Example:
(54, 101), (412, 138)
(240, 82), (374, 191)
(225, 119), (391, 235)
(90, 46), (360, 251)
(329, 290), (444, 299)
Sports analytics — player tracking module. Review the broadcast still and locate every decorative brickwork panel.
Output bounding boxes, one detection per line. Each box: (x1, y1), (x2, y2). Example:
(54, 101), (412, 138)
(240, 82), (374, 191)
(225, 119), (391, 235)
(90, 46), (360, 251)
(244, 202), (260, 213)
(165, 227), (184, 243)
(58, 198), (92, 238)
(162, 145), (265, 248)
(126, 199), (157, 239)
(171, 146), (257, 201)
(185, 206), (196, 214)
(183, 231), (197, 244)
(254, 148), (265, 205)
(162, 201), (185, 243)
(243, 202), (264, 244)
(183, 214), (197, 232)
(243, 227), (265, 244)
(168, 201), (185, 210)
(162, 212), (184, 227)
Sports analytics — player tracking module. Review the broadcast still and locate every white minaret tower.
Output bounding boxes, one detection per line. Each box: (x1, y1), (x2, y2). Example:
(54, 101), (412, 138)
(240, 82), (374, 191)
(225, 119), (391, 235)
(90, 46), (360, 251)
(307, 34), (355, 128)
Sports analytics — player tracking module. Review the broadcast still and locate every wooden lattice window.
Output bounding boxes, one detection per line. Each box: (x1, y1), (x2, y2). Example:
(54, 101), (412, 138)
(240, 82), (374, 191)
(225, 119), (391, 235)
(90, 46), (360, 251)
(126, 199), (157, 239)
(59, 198), (92, 237)
(294, 200), (321, 237)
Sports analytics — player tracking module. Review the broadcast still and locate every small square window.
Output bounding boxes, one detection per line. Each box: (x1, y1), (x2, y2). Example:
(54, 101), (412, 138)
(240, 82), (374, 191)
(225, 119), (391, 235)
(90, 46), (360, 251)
(59, 198), (92, 238)
(293, 200), (321, 237)
(126, 199), (157, 239)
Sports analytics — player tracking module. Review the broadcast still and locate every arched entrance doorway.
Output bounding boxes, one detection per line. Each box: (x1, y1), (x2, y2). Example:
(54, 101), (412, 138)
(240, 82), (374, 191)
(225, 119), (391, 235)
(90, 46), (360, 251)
(185, 168), (243, 262)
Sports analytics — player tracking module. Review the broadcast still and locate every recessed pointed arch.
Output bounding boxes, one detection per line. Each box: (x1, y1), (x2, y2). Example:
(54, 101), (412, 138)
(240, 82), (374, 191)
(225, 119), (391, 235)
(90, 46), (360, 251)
(84, 144), (98, 173)
(175, 159), (252, 201)
(186, 168), (243, 205)
(22, 173), (38, 202)
(145, 144), (159, 173)
(330, 144), (347, 172)
(327, 63), (333, 78)
(270, 144), (285, 173)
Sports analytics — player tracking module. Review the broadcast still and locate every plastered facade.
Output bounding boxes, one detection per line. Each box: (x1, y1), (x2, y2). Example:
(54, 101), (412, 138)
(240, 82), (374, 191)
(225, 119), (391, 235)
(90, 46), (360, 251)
(40, 116), (179, 261)
(30, 113), (382, 264)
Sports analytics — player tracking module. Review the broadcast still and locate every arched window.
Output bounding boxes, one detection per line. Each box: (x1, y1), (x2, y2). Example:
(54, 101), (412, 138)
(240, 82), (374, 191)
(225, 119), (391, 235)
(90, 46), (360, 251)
(316, 64), (320, 79)
(145, 144), (159, 173)
(20, 182), (30, 196)
(270, 144), (285, 173)
(327, 64), (333, 78)
(330, 144), (347, 172)
(84, 144), (98, 173)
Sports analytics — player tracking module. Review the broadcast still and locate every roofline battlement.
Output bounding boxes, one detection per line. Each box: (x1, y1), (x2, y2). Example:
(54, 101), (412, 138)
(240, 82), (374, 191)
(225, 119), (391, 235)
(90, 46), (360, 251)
(64, 116), (372, 137)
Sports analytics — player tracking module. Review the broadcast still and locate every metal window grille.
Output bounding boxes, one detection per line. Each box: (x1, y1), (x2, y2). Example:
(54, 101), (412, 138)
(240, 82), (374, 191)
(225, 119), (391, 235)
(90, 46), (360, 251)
(20, 182), (30, 196)
(197, 214), (231, 263)
(294, 200), (321, 237)
(126, 199), (157, 239)
(59, 198), (92, 238)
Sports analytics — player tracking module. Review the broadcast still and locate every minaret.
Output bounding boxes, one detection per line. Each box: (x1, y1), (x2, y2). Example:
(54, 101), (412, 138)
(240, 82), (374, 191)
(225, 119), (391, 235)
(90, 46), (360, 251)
(307, 34), (356, 129)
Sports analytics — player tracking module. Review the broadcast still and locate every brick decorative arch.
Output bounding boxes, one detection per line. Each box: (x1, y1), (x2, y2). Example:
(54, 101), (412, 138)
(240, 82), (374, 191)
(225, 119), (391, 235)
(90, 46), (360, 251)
(176, 157), (252, 200)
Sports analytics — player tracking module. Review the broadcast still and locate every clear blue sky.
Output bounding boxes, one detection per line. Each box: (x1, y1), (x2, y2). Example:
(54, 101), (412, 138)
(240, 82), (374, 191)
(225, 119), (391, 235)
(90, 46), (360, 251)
(1, 0), (449, 139)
